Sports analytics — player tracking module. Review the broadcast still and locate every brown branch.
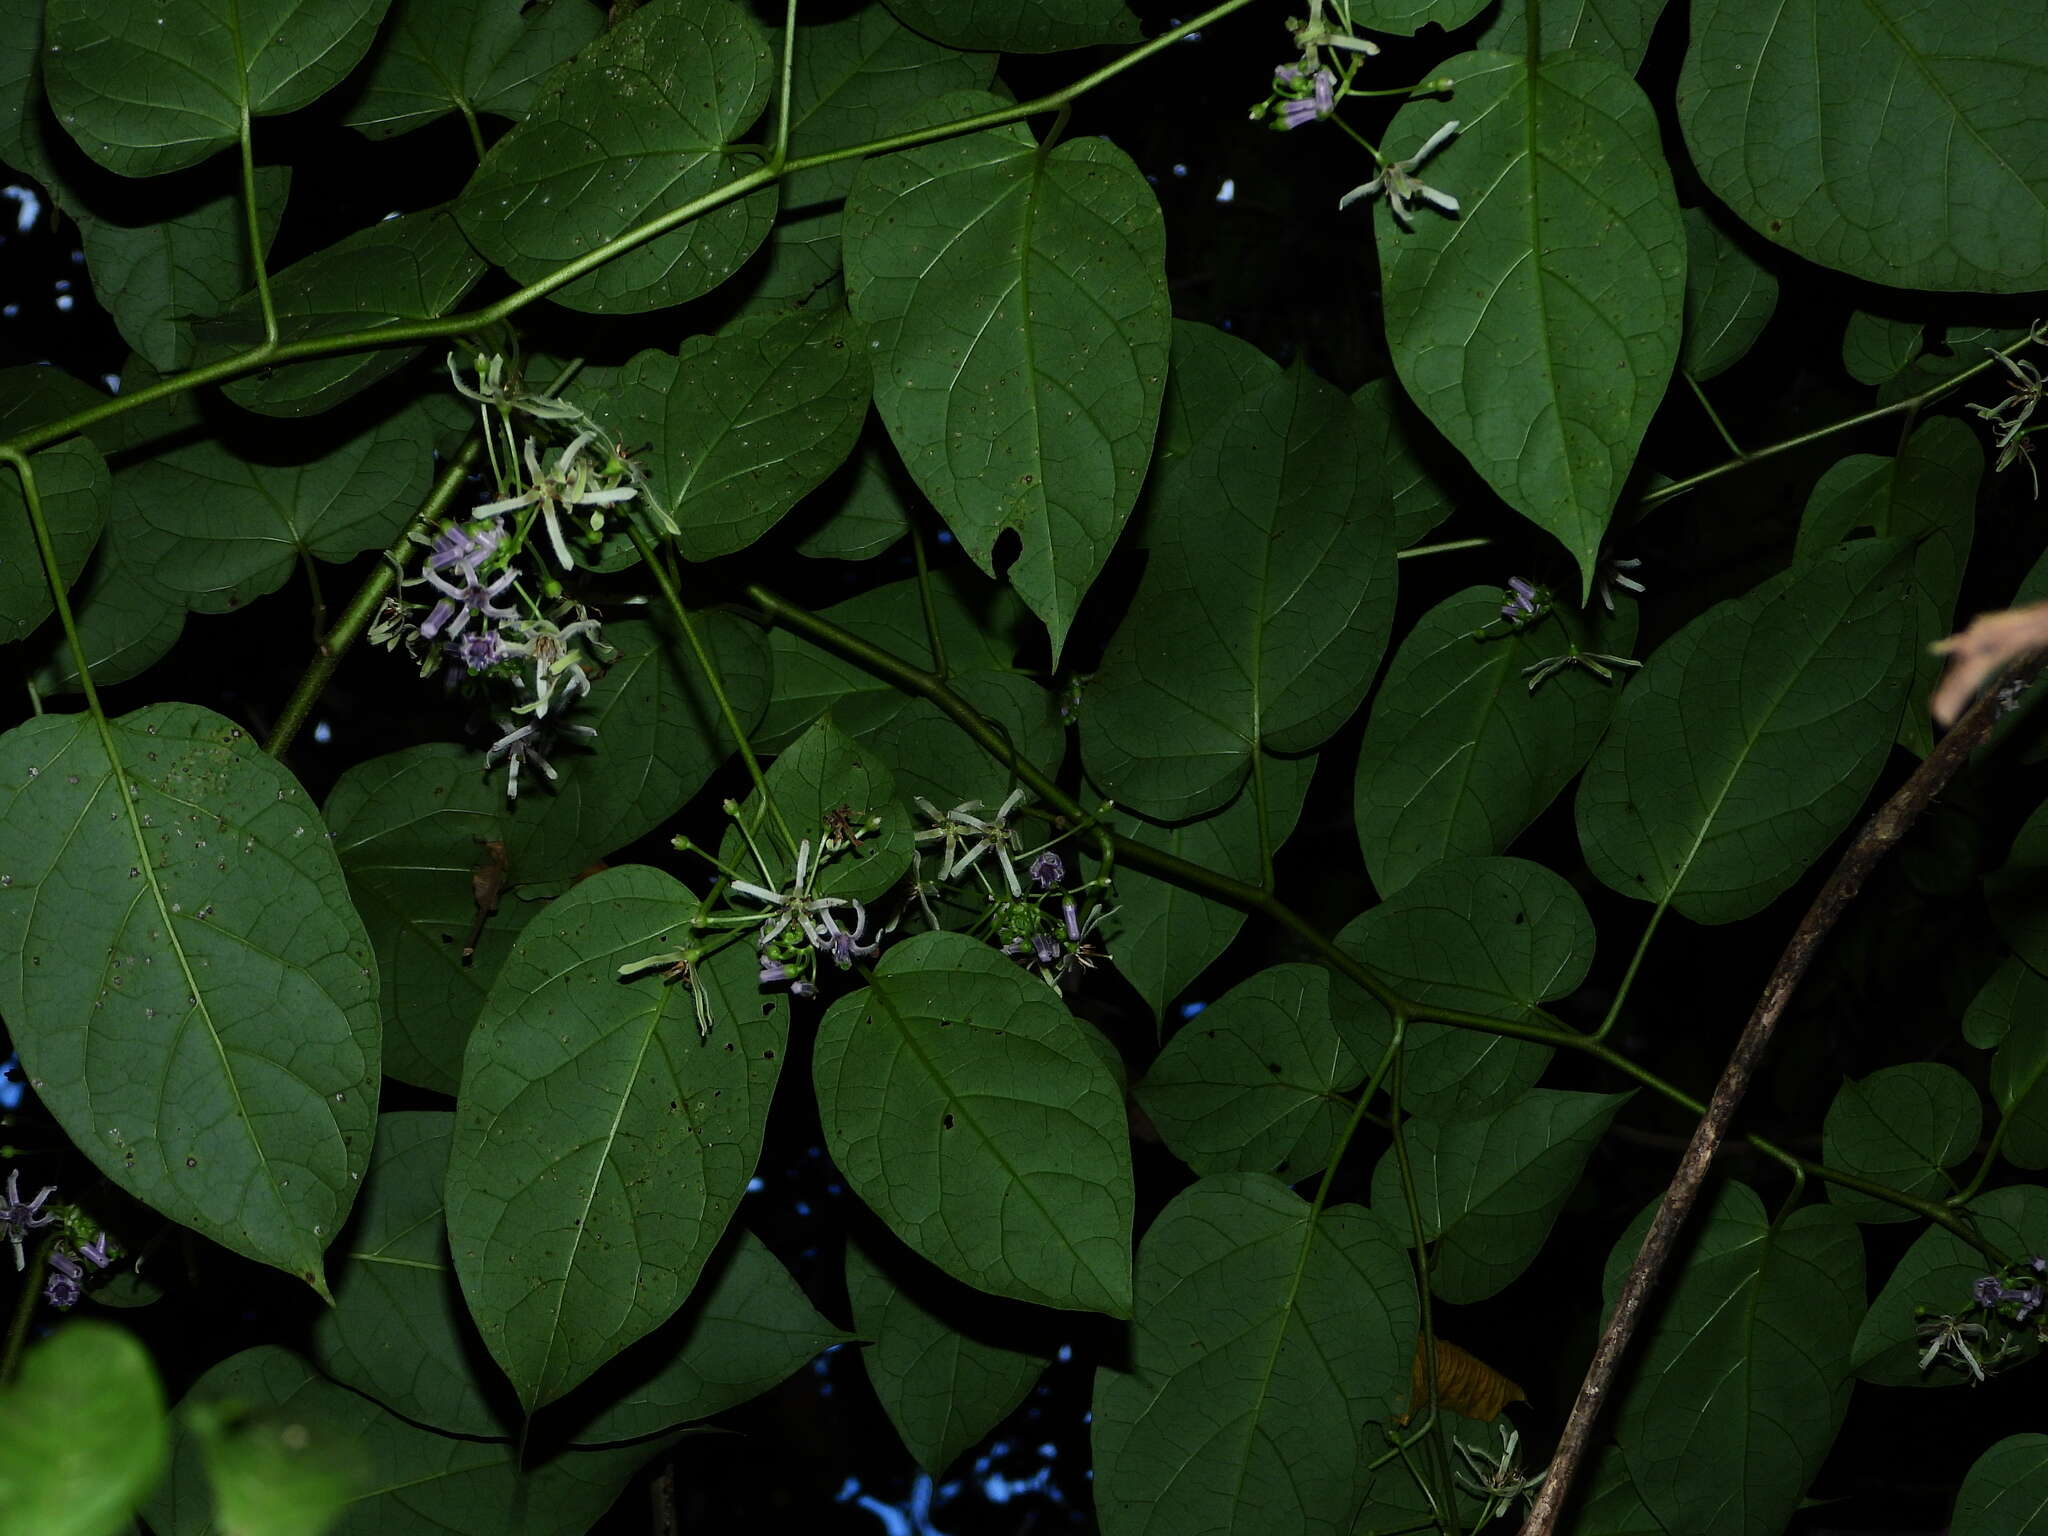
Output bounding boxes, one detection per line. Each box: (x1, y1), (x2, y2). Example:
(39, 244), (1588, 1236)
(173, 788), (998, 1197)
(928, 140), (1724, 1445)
(1519, 652), (2046, 1535)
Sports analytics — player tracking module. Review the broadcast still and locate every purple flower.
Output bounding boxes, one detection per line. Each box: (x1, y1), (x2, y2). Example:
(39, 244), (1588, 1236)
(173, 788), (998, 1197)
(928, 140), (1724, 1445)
(760, 959), (794, 986)
(820, 908), (880, 970)
(78, 1232), (113, 1270)
(453, 629), (506, 674)
(1274, 64), (1302, 88)
(1031, 933), (1063, 967)
(1062, 899), (1083, 941)
(427, 522), (502, 574)
(43, 1270), (79, 1309)
(47, 1249), (81, 1282)
(1030, 851), (1065, 890)
(2012, 1285), (2044, 1322)
(1974, 1274), (2005, 1307)
(418, 564), (521, 641)
(2, 1168), (57, 1272)
(1278, 69), (1335, 129)
(2033, 1254), (2047, 1274)
(1501, 576), (1542, 622)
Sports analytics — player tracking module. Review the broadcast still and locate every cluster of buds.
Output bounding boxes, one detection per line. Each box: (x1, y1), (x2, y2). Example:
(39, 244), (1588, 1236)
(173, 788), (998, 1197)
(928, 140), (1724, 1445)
(1253, 1), (1380, 130)
(1916, 1254), (2048, 1382)
(910, 795), (1115, 991)
(368, 354), (640, 798)
(3, 1168), (120, 1310)
(1969, 339), (2048, 497)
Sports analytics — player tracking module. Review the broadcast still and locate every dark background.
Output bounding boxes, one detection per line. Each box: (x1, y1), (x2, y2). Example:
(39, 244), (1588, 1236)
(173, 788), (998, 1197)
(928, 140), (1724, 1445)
(5, 1), (2045, 1530)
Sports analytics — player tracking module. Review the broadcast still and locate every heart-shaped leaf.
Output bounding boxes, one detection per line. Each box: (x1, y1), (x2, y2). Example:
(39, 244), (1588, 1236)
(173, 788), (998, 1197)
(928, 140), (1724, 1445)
(1679, 0), (2048, 293)
(1578, 540), (1914, 923)
(1084, 325), (1397, 819)
(454, 0), (776, 313)
(340, 0), (602, 141)
(448, 866), (787, 1410)
(0, 703), (378, 1289)
(843, 94), (1170, 661)
(1377, 52), (1683, 594)
(1091, 1174), (1416, 1536)
(815, 931), (1134, 1315)
(1821, 1063), (1979, 1224)
(44, 0), (394, 177)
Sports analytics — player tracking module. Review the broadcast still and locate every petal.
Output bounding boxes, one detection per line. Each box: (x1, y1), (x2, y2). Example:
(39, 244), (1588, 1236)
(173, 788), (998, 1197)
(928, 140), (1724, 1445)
(1414, 119), (1461, 164)
(1337, 180), (1385, 210)
(1418, 185), (1461, 215)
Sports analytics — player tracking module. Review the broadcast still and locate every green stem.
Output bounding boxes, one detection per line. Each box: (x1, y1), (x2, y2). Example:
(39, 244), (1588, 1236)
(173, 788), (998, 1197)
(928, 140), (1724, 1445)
(1682, 371), (1743, 459)
(1642, 326), (2046, 511)
(238, 106), (277, 346)
(1390, 1056), (1462, 1536)
(264, 433), (485, 759)
(909, 522), (949, 677)
(0, 1233), (55, 1386)
(1, 0), (1261, 461)
(746, 588), (2015, 1262)
(772, 0), (799, 169)
(1950, 1117), (2010, 1208)
(1397, 536), (1490, 560)
(632, 527), (795, 855)
(1593, 896), (1669, 1041)
(458, 99), (487, 163)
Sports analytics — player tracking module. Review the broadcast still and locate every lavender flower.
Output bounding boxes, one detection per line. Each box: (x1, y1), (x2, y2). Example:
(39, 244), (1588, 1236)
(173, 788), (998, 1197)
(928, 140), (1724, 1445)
(77, 1232), (113, 1270)
(820, 907), (881, 970)
(2011, 1285), (2044, 1322)
(1029, 850), (1065, 889)
(452, 629), (507, 674)
(43, 1268), (80, 1310)
(1339, 121), (1462, 230)
(1278, 68), (1336, 129)
(1, 1169), (57, 1272)
(1974, 1274), (2006, 1307)
(1501, 577), (1543, 622)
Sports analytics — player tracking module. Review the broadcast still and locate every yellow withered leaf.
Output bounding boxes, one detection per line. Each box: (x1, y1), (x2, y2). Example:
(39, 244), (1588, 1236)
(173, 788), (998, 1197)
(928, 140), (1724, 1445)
(1400, 1337), (1527, 1424)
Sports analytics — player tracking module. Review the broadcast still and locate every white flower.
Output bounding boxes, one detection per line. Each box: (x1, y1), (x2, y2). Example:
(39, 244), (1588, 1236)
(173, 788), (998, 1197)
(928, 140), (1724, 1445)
(1340, 120), (1461, 230)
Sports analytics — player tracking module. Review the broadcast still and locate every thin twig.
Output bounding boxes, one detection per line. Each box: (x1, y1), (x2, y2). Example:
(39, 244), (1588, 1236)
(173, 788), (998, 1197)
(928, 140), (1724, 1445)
(1519, 651), (2047, 1535)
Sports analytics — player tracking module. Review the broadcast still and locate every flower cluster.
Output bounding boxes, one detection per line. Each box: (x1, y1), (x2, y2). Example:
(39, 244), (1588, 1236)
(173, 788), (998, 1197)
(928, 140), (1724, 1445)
(1254, 0), (1381, 130)
(1451, 1423), (1548, 1527)
(1477, 573), (1646, 692)
(3, 1168), (121, 1309)
(911, 795), (1115, 991)
(1917, 1254), (2048, 1382)
(368, 355), (643, 798)
(1970, 341), (2048, 498)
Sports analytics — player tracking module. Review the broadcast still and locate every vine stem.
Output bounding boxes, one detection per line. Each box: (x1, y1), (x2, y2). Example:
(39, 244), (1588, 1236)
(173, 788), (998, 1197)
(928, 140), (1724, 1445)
(1518, 651), (2045, 1536)
(263, 433), (485, 760)
(1639, 326), (2046, 512)
(238, 104), (278, 347)
(1390, 1055), (1462, 1536)
(630, 527), (796, 855)
(0, 1233), (56, 1385)
(0, 0), (1262, 462)
(772, 0), (799, 170)
(744, 581), (2017, 1258)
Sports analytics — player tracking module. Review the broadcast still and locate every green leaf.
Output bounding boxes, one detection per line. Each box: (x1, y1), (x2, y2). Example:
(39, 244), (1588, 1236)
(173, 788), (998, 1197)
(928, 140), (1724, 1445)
(579, 306), (869, 560)
(1137, 964), (1366, 1181)
(846, 1232), (1049, 1476)
(815, 930), (1134, 1315)
(340, 0), (603, 140)
(1355, 587), (1636, 897)
(0, 702), (378, 1289)
(1472, 0), (1664, 70)
(721, 715), (915, 910)
(1335, 856), (1592, 1119)
(793, 430), (913, 562)
(70, 164), (288, 373)
(316, 1113), (848, 1442)
(0, 1323), (168, 1536)
(1375, 1088), (1630, 1303)
(1821, 1063), (1979, 1223)
(1793, 418), (1980, 757)
(454, 0), (776, 314)
(1679, 206), (1778, 382)
(843, 95), (1171, 660)
(145, 1347), (661, 1536)
(1352, 376), (1462, 549)
(447, 865), (787, 1410)
(1083, 331), (1398, 820)
(1609, 1184), (1862, 1536)
(1962, 959), (2048, 1170)
(878, 0), (1139, 51)
(1091, 1174), (1416, 1536)
(1679, 0), (2048, 293)
(725, 6), (996, 315)
(1577, 540), (1915, 923)
(1377, 53), (1683, 595)
(1842, 311), (1925, 386)
(756, 570), (1063, 813)
(1954, 1435), (2048, 1536)
(1850, 1183), (2048, 1386)
(120, 396), (443, 614)
(24, 484), (186, 697)
(0, 434), (107, 644)
(1112, 751), (1314, 1022)
(209, 208), (488, 418)
(43, 0), (395, 178)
